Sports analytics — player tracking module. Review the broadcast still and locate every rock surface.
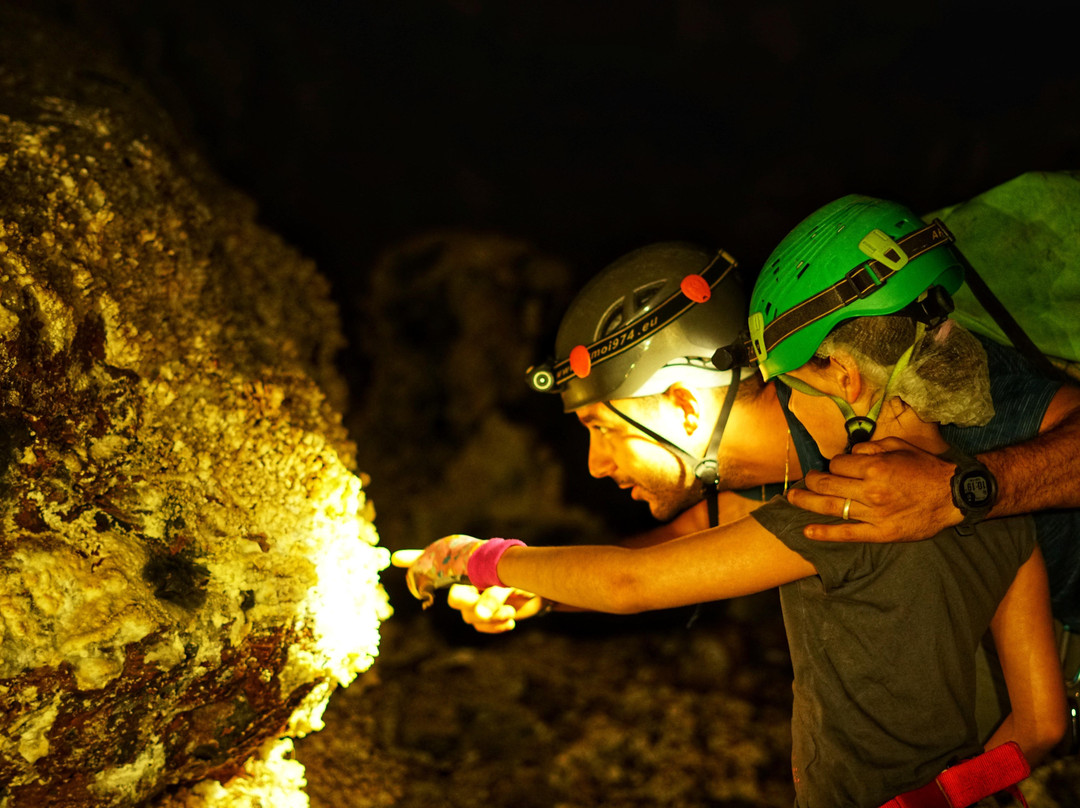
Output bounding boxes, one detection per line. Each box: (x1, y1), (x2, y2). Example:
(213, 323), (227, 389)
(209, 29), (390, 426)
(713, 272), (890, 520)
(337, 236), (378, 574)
(0, 9), (388, 806)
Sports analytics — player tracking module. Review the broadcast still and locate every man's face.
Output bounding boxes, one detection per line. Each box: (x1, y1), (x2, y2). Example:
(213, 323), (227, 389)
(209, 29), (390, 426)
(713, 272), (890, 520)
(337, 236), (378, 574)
(575, 396), (705, 521)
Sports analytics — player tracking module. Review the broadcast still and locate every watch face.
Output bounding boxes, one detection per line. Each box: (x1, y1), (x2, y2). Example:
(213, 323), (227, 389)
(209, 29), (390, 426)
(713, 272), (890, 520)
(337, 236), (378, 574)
(958, 471), (992, 508)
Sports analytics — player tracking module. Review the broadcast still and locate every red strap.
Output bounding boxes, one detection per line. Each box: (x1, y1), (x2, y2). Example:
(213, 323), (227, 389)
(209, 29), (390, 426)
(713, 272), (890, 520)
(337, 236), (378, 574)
(937, 742), (1030, 807)
(879, 741), (1031, 808)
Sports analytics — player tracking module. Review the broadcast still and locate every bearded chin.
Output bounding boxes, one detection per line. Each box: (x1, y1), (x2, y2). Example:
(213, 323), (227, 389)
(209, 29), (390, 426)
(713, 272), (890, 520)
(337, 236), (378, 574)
(650, 478), (709, 522)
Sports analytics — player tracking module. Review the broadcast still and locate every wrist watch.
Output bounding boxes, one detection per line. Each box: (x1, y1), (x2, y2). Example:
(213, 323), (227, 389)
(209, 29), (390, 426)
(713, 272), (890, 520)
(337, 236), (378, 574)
(949, 453), (999, 529)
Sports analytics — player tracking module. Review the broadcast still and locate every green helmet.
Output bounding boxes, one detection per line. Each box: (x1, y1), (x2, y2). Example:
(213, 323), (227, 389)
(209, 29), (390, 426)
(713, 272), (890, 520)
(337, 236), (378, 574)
(749, 194), (964, 381)
(527, 242), (747, 412)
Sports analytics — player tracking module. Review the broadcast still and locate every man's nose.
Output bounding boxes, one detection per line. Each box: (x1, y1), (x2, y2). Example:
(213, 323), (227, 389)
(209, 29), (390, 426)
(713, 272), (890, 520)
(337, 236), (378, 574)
(587, 438), (615, 478)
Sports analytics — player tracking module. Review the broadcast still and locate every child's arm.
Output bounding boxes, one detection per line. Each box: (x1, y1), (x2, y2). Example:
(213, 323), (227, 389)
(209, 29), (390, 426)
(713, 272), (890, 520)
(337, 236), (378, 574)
(494, 515), (815, 614)
(986, 545), (1067, 764)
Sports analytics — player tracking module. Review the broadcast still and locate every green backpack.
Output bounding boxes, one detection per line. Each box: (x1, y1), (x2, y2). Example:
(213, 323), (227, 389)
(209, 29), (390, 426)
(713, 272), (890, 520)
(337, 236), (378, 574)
(928, 170), (1080, 381)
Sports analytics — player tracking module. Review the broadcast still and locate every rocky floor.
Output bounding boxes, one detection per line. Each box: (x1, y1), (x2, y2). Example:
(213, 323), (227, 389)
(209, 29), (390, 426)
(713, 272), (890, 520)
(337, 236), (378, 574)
(294, 586), (1080, 808)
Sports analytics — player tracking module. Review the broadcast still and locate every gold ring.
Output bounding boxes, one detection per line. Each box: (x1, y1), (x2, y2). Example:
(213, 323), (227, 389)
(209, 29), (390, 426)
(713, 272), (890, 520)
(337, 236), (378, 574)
(842, 498), (852, 520)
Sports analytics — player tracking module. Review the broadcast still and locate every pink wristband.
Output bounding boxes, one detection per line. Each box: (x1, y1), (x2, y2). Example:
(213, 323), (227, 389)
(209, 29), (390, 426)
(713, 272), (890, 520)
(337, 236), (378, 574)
(466, 537), (526, 589)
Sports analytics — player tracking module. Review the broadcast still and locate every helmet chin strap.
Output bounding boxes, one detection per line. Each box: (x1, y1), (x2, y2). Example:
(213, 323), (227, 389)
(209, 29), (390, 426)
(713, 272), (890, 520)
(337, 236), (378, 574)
(778, 323), (924, 453)
(603, 371), (741, 529)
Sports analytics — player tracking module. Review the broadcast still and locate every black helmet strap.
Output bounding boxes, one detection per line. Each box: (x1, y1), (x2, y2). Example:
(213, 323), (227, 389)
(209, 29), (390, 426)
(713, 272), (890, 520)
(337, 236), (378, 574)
(602, 371), (741, 529)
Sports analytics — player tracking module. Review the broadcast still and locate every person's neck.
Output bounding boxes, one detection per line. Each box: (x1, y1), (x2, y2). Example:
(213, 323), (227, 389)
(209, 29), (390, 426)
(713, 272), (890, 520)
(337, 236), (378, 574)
(724, 381), (803, 481)
(869, 397), (950, 454)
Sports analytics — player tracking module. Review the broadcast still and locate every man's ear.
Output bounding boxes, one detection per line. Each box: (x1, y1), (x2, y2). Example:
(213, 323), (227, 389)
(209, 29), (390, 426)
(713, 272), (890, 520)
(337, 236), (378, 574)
(664, 383), (701, 435)
(826, 351), (863, 403)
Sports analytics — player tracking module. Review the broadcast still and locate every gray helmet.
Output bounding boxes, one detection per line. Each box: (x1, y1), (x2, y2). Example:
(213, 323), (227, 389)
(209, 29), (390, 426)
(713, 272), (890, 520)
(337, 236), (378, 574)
(527, 242), (747, 411)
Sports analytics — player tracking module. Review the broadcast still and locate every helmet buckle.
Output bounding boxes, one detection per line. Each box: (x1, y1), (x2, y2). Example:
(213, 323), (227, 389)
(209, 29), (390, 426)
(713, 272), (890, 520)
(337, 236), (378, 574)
(694, 458), (719, 486)
(844, 416), (876, 449)
(680, 273), (712, 303)
(907, 285), (955, 327)
(569, 345), (593, 379)
(841, 262), (884, 300)
(749, 311), (767, 364)
(858, 228), (909, 271)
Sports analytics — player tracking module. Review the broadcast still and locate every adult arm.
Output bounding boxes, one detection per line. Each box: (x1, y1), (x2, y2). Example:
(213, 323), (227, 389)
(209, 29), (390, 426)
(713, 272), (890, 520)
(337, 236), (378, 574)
(984, 546), (1066, 764)
(786, 382), (1080, 542)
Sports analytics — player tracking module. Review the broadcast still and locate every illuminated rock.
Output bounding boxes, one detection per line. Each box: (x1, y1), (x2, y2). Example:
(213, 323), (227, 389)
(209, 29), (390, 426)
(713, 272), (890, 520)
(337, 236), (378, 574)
(0, 10), (389, 807)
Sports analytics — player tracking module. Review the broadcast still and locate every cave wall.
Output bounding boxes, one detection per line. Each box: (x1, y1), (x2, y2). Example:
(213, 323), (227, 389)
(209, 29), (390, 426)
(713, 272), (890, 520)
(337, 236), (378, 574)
(0, 9), (388, 806)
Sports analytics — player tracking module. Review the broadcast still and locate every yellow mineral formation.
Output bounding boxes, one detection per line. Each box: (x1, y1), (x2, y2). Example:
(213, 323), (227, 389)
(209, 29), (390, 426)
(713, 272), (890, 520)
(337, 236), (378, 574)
(0, 8), (389, 807)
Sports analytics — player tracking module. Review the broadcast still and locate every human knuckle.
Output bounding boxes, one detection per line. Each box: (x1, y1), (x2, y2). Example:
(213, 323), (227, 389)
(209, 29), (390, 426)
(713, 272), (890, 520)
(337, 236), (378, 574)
(866, 489), (891, 507)
(864, 456), (893, 479)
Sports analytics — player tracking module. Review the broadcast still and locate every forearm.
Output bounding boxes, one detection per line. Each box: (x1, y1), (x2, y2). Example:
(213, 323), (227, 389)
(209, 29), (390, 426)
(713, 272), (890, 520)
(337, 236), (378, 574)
(984, 710), (1061, 766)
(988, 548), (1067, 765)
(984, 714), (1015, 753)
(497, 519), (814, 614)
(498, 542), (767, 614)
(620, 516), (699, 549)
(497, 545), (662, 614)
(982, 403), (1080, 517)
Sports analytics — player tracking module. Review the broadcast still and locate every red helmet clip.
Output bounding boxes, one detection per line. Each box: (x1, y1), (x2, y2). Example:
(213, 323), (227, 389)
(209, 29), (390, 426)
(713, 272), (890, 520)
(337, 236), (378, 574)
(680, 273), (711, 303)
(569, 344), (592, 378)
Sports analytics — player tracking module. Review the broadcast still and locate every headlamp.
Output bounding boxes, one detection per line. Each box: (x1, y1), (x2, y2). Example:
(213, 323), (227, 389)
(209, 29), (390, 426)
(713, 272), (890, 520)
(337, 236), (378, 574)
(525, 361), (557, 394)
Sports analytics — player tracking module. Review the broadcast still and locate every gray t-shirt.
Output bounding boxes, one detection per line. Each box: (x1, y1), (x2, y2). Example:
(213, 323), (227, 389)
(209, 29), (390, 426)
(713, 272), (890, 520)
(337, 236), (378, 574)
(751, 494), (1036, 808)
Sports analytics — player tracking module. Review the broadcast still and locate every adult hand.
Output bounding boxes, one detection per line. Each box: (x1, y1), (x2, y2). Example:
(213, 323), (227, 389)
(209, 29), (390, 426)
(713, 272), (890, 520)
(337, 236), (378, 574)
(784, 437), (961, 542)
(446, 584), (547, 633)
(390, 535), (483, 608)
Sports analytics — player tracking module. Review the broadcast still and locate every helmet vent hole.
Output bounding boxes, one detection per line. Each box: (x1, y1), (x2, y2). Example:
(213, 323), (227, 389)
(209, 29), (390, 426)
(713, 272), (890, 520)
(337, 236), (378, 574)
(795, 262), (809, 280)
(633, 281), (667, 312)
(597, 299), (627, 338)
(597, 281), (668, 338)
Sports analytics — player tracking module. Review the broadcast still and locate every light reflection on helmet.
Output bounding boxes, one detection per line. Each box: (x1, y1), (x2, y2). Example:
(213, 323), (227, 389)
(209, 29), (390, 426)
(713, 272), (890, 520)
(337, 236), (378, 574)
(527, 242), (748, 412)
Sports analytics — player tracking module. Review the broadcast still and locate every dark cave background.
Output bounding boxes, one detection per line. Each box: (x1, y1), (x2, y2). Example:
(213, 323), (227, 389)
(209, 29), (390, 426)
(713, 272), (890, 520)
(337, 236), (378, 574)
(9, 2), (1080, 805)
(30, 0), (1078, 542)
